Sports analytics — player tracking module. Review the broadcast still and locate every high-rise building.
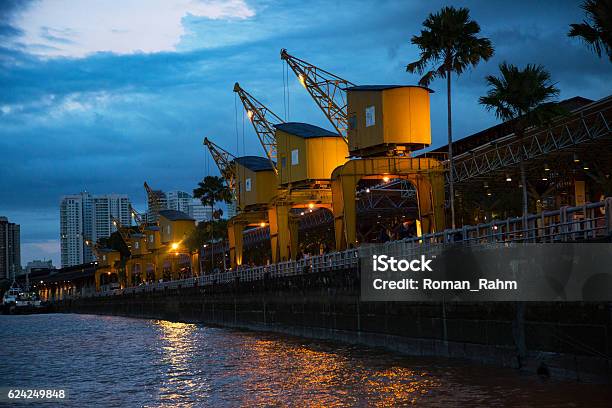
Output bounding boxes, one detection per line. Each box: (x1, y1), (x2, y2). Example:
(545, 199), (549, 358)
(0, 216), (20, 281)
(146, 189), (168, 223)
(225, 200), (238, 219)
(60, 192), (131, 267)
(167, 191), (192, 214)
(188, 199), (213, 224)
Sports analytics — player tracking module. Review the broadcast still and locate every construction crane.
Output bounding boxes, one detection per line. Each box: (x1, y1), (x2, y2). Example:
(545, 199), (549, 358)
(233, 82), (284, 175)
(83, 235), (102, 259)
(110, 215), (133, 248)
(280, 49), (355, 142)
(203, 137), (238, 200)
(144, 181), (167, 223)
(129, 205), (146, 233)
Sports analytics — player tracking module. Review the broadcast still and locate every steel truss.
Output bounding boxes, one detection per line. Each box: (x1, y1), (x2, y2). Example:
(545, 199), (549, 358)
(233, 83), (283, 174)
(450, 97), (612, 184)
(280, 49), (354, 142)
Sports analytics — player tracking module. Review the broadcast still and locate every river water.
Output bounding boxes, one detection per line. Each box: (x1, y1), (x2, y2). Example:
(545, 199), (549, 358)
(0, 314), (610, 407)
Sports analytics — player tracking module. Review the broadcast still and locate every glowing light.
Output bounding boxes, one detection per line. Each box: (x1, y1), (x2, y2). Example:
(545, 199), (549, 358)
(298, 74), (306, 88)
(308, 203), (314, 209)
(542, 177), (548, 181)
(383, 176), (390, 182)
(259, 222), (266, 228)
(247, 110), (254, 120)
(583, 165), (589, 170)
(544, 163), (550, 171)
(300, 211), (305, 216)
(505, 175), (512, 182)
(171, 242), (179, 250)
(365, 188), (370, 193)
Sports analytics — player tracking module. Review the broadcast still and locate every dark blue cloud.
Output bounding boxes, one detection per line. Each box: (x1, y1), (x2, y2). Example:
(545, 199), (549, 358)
(0, 0), (610, 267)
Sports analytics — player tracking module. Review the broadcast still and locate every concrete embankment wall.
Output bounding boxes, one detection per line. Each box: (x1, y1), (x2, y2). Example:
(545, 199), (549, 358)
(56, 267), (611, 382)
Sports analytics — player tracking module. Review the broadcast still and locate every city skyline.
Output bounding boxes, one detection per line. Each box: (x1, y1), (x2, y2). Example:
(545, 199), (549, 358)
(1, 0), (611, 266)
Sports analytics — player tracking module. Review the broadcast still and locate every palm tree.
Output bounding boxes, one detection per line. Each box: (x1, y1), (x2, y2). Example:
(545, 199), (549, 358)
(479, 63), (561, 217)
(407, 6), (494, 229)
(193, 176), (232, 271)
(568, 0), (612, 61)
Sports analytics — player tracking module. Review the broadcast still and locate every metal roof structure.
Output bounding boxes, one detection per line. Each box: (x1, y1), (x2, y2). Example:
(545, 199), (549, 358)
(274, 122), (340, 139)
(234, 156), (275, 172)
(158, 210), (194, 222)
(346, 85), (433, 93)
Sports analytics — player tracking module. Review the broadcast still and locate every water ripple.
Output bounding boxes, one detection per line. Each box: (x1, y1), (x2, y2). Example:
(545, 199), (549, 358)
(0, 314), (610, 407)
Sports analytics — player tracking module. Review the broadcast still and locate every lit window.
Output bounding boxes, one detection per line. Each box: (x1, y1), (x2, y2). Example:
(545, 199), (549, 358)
(291, 149), (299, 165)
(245, 178), (252, 191)
(149, 235), (154, 243)
(365, 106), (376, 127)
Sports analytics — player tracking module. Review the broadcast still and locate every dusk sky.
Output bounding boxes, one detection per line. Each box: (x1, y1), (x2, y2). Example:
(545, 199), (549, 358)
(1, 0), (610, 267)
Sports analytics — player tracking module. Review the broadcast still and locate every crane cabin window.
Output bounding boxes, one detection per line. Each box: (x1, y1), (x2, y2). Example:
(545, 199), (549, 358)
(245, 178), (252, 192)
(365, 106), (375, 127)
(291, 149), (299, 165)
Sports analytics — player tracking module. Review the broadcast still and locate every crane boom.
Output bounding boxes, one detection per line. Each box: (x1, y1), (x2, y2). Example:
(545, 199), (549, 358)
(129, 205), (146, 233)
(233, 82), (282, 175)
(83, 235), (102, 259)
(203, 137), (238, 200)
(280, 49), (354, 143)
(110, 215), (131, 244)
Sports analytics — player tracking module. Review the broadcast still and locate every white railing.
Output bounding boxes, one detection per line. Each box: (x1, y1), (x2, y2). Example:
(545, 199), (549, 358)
(88, 198), (611, 299)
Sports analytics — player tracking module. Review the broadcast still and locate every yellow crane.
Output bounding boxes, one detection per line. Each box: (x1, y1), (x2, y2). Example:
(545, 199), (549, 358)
(281, 48), (446, 248)
(233, 82), (284, 175)
(202, 137), (238, 202)
(280, 49), (354, 143)
(232, 81), (348, 262)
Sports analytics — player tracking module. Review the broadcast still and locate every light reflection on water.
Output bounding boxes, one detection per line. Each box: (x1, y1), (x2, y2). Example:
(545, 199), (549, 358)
(0, 314), (610, 407)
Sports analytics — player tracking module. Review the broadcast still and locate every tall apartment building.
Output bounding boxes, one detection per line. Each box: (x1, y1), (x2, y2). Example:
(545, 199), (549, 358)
(166, 191), (211, 224)
(225, 200), (238, 219)
(146, 189), (168, 223)
(60, 192), (131, 267)
(167, 191), (192, 214)
(0, 216), (20, 281)
(188, 199), (212, 223)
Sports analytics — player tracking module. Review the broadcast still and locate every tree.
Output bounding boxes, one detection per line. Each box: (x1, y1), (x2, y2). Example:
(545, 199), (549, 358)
(407, 6), (494, 229)
(568, 0), (612, 61)
(193, 176), (233, 219)
(193, 176), (232, 271)
(479, 62), (562, 216)
(184, 219), (228, 252)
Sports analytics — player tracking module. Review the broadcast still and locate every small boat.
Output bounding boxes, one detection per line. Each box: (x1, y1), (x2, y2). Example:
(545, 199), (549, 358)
(2, 283), (47, 314)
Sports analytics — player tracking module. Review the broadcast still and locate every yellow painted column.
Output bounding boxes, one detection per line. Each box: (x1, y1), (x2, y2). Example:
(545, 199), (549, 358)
(331, 169), (347, 251)
(289, 215), (299, 260)
(268, 207), (280, 263)
(342, 175), (358, 247)
(276, 204), (292, 261)
(228, 220), (245, 268)
(191, 252), (200, 276)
